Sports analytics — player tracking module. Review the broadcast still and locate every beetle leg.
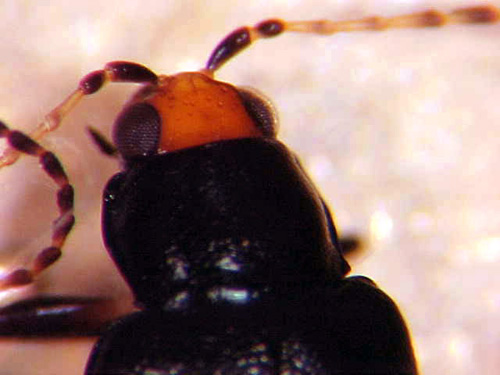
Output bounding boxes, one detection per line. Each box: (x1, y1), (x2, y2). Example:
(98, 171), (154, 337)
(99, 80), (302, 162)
(0, 296), (125, 336)
(87, 126), (118, 157)
(338, 235), (362, 257)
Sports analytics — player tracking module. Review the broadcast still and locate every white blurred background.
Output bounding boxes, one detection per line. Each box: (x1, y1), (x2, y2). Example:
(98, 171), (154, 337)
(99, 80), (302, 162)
(0, 0), (499, 374)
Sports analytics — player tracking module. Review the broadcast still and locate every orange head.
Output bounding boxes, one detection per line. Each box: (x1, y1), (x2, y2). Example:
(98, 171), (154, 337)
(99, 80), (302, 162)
(113, 71), (277, 158)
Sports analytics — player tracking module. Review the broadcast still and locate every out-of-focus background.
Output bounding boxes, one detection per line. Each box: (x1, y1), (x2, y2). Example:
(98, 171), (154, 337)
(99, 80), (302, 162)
(0, 0), (499, 374)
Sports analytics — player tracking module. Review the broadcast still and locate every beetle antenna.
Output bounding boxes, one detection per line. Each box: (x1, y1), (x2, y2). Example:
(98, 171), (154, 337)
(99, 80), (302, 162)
(0, 62), (157, 169)
(205, 5), (499, 73)
(0, 122), (75, 291)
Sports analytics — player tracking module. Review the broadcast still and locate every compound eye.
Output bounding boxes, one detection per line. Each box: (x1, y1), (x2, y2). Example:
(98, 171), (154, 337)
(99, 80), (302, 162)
(113, 102), (161, 157)
(237, 87), (278, 137)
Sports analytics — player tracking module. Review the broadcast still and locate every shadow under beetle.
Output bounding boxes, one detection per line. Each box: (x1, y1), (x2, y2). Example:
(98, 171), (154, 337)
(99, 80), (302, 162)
(0, 4), (499, 374)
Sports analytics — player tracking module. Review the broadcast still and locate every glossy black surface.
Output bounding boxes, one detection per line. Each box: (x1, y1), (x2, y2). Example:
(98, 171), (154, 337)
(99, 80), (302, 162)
(88, 137), (417, 374)
(103, 138), (349, 310)
(86, 277), (416, 374)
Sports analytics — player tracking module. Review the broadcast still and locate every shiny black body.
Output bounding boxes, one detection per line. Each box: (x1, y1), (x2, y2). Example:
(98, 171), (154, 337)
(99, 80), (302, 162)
(86, 137), (417, 374)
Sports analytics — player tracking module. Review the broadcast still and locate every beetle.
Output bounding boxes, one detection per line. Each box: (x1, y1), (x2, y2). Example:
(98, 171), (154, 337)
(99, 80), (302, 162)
(0, 3), (499, 375)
